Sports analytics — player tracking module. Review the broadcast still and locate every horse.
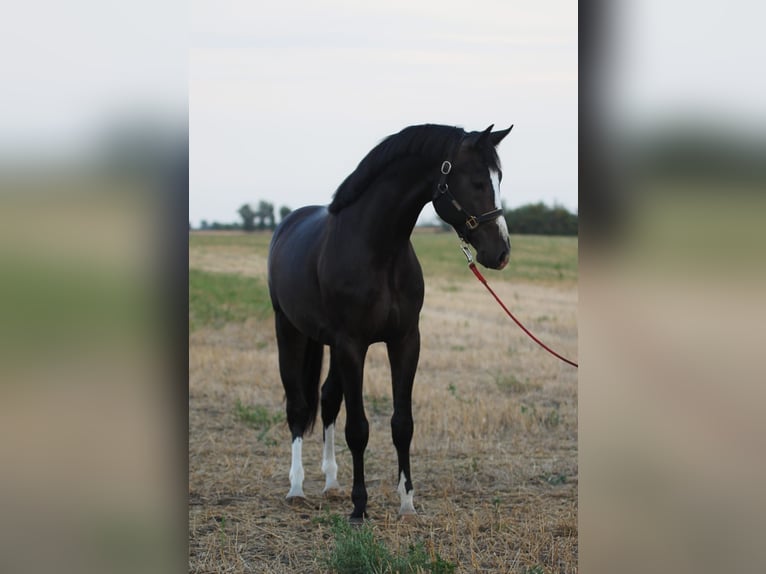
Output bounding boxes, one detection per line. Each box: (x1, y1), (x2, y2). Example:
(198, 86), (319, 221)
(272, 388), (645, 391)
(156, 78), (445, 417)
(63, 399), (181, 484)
(267, 123), (513, 520)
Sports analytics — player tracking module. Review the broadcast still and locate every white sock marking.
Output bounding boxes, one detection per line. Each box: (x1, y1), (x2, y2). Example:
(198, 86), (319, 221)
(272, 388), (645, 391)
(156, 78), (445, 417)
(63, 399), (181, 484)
(287, 437), (305, 498)
(397, 471), (416, 515)
(322, 424), (340, 492)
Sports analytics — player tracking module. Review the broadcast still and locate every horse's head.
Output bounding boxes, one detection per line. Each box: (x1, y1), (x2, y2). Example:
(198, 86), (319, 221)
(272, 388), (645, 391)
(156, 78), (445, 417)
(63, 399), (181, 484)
(433, 125), (513, 270)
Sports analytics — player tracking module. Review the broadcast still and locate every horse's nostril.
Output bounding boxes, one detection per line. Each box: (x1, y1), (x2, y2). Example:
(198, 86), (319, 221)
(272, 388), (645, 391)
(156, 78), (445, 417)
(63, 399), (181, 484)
(497, 249), (510, 268)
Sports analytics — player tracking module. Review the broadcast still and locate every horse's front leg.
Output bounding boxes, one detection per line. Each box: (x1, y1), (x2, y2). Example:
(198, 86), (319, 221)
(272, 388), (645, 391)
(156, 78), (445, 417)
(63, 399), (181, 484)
(336, 340), (369, 521)
(320, 351), (343, 494)
(387, 326), (420, 517)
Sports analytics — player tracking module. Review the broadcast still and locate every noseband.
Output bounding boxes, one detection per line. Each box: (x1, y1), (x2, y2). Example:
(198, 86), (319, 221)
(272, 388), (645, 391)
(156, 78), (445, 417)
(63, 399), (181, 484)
(432, 157), (504, 240)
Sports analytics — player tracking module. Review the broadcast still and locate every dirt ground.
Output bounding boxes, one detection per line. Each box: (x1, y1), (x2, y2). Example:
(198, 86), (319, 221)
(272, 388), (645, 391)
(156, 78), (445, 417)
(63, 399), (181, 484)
(189, 239), (578, 573)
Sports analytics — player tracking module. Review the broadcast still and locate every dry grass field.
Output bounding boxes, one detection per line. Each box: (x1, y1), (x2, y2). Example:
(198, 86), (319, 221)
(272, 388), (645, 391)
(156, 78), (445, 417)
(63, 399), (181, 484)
(189, 230), (578, 573)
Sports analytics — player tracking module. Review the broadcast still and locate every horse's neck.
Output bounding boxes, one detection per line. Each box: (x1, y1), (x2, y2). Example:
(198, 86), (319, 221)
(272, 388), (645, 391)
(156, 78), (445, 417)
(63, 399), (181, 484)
(338, 161), (433, 260)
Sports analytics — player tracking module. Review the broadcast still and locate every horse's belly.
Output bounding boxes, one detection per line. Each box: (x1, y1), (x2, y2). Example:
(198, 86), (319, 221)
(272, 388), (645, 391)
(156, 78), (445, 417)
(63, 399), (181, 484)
(336, 290), (421, 343)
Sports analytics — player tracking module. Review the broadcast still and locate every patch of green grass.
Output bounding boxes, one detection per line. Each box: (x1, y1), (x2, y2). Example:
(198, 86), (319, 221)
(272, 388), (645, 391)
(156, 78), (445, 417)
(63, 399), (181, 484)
(319, 513), (455, 574)
(190, 230), (577, 286)
(234, 400), (284, 445)
(410, 231), (577, 284)
(0, 255), (150, 357)
(189, 269), (272, 330)
(189, 231), (273, 250)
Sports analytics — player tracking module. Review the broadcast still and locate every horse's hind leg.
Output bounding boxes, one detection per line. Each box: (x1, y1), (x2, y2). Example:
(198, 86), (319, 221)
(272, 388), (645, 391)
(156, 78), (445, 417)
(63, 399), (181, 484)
(387, 327), (420, 517)
(274, 310), (323, 500)
(320, 351), (343, 494)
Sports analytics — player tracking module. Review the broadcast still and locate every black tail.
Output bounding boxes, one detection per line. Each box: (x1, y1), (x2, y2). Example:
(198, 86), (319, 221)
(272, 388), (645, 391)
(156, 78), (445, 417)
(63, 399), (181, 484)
(301, 341), (324, 435)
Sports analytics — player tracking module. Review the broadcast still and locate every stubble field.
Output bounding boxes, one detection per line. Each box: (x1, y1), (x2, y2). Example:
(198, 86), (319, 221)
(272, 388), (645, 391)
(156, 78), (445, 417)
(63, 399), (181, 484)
(189, 230), (578, 573)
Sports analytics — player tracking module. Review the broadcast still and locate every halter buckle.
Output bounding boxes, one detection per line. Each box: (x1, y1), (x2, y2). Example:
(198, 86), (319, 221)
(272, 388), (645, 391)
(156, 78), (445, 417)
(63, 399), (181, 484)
(465, 216), (479, 230)
(440, 160), (452, 175)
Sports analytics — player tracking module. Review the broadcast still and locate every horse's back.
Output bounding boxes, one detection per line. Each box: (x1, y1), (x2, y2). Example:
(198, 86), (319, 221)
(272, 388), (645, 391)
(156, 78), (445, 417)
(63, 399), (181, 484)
(270, 205), (326, 252)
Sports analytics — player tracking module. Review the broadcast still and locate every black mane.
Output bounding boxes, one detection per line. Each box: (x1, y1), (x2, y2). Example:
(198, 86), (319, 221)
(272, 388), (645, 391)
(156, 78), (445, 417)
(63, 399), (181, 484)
(329, 124), (466, 214)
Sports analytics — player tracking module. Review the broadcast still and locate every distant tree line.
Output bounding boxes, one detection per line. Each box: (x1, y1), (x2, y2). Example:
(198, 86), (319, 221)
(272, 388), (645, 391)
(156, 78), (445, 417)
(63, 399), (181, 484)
(196, 220), (241, 231)
(503, 202), (578, 236)
(630, 123), (766, 184)
(193, 201), (292, 231)
(193, 200), (578, 236)
(436, 202), (577, 236)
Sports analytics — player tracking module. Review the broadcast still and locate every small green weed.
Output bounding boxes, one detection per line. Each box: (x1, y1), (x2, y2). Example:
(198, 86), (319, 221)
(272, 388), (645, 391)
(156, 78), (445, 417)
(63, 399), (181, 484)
(544, 408), (561, 429)
(545, 474), (567, 486)
(447, 383), (469, 403)
(189, 269), (272, 330)
(520, 402), (562, 430)
(320, 513), (455, 574)
(234, 400), (284, 445)
(495, 374), (526, 394)
(216, 516), (227, 546)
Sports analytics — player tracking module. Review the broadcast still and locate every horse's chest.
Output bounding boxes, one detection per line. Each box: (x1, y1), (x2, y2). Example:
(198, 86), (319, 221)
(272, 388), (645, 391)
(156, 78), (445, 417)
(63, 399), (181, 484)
(379, 287), (417, 325)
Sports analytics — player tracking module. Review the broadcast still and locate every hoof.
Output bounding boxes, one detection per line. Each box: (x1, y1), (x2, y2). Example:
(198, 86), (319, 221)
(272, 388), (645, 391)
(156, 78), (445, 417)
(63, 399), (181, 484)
(286, 496), (312, 510)
(285, 493), (307, 505)
(286, 484), (305, 498)
(323, 485), (343, 499)
(348, 511), (368, 526)
(398, 511), (419, 524)
(348, 516), (366, 527)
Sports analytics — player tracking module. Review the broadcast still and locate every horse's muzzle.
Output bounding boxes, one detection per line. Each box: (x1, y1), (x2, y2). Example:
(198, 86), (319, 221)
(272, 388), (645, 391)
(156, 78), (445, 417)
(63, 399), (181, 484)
(476, 244), (510, 270)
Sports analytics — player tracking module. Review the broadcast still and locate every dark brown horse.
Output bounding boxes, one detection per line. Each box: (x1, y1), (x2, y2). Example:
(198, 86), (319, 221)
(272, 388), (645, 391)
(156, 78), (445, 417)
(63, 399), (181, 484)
(267, 123), (512, 519)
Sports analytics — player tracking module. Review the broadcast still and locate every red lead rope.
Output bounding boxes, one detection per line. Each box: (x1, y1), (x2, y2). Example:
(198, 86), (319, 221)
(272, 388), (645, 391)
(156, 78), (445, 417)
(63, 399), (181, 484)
(468, 261), (579, 368)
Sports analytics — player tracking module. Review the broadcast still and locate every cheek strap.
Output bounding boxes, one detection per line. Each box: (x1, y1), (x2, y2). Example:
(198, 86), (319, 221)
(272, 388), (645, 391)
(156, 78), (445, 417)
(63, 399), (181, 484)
(432, 160), (503, 239)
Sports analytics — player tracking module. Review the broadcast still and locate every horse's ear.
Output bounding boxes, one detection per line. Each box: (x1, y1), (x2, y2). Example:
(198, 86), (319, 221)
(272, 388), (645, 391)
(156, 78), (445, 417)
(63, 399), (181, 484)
(465, 125), (495, 148)
(490, 125), (513, 147)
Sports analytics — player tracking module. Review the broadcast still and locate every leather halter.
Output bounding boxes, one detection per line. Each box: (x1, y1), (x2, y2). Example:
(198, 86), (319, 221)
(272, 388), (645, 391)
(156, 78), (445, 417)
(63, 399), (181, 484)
(432, 157), (504, 240)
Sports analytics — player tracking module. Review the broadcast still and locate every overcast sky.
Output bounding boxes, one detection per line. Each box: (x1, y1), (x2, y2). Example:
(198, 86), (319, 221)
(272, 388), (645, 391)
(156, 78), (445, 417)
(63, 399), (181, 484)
(4, 1), (764, 228)
(189, 1), (578, 226)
